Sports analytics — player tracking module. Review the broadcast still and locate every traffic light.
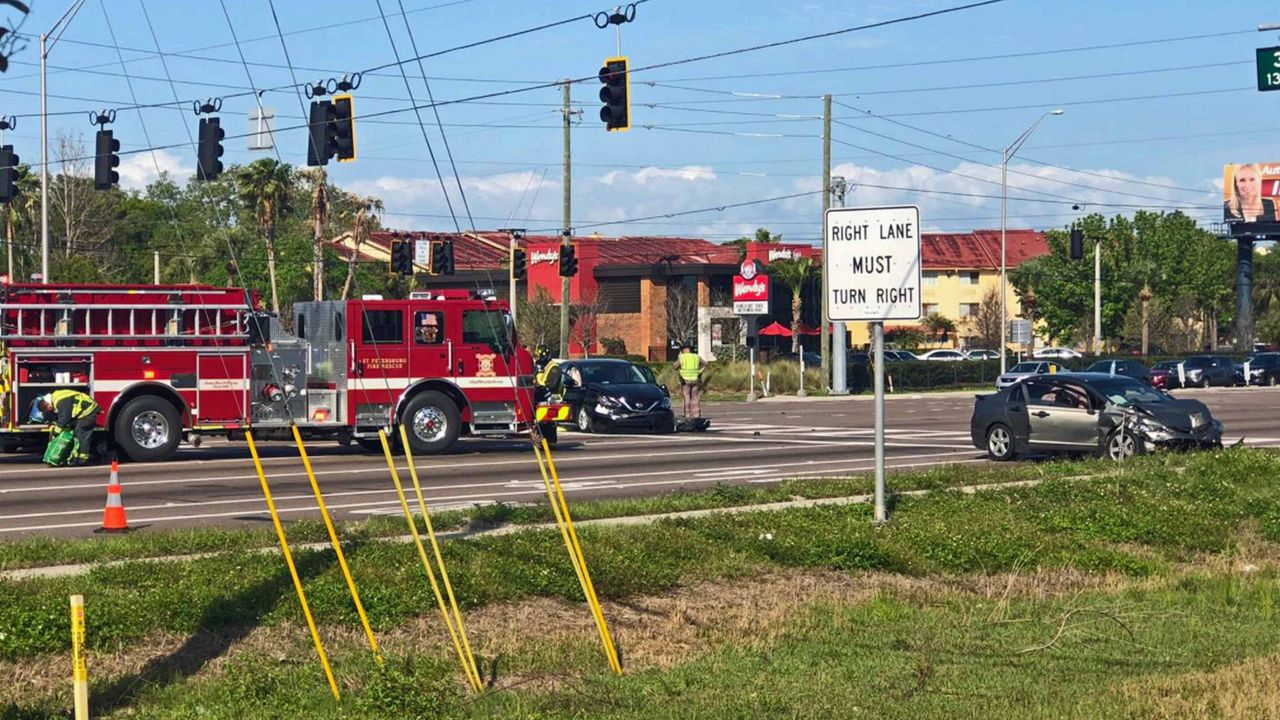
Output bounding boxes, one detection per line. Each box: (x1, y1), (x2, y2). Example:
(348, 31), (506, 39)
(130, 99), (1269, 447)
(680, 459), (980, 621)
(196, 117), (225, 181)
(512, 247), (527, 280)
(331, 94), (356, 162)
(390, 238), (413, 275)
(1069, 227), (1084, 260)
(559, 243), (578, 277)
(432, 240), (455, 275)
(306, 96), (357, 166)
(307, 100), (331, 166)
(94, 129), (120, 190)
(598, 56), (630, 131)
(0, 145), (18, 203)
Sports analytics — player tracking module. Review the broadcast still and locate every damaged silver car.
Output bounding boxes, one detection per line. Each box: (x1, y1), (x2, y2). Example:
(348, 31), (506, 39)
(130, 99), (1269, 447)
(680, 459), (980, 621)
(970, 372), (1223, 461)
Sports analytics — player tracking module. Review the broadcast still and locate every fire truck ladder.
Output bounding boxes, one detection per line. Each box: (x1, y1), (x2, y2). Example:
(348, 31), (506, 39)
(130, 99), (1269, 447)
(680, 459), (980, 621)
(0, 288), (253, 343)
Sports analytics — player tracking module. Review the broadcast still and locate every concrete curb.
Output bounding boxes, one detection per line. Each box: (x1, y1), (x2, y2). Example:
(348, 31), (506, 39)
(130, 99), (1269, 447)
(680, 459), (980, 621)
(0, 473), (1101, 581)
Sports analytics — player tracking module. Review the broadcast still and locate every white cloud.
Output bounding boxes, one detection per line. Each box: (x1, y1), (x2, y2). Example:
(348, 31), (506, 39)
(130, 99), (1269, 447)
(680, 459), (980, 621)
(599, 165), (717, 185)
(118, 150), (193, 191)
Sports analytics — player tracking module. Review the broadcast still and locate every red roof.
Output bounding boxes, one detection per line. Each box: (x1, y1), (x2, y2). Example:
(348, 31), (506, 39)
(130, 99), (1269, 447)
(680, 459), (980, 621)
(922, 229), (1047, 270)
(335, 228), (1047, 273)
(335, 231), (737, 270)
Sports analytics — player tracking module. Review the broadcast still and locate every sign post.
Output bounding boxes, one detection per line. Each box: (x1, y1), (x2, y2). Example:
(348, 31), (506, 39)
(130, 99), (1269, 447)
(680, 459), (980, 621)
(734, 260), (769, 402)
(825, 205), (922, 523)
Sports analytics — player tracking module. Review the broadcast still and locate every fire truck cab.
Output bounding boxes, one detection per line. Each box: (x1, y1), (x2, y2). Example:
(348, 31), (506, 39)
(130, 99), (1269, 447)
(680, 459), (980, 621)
(0, 283), (560, 462)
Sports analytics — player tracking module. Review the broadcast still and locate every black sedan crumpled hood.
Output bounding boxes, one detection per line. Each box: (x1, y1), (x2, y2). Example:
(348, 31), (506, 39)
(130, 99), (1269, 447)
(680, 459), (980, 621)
(1133, 398), (1212, 432)
(588, 382), (668, 409)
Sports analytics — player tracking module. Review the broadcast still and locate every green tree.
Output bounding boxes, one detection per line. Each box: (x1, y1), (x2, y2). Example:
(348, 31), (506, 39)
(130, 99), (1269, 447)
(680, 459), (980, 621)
(338, 195), (383, 301)
(725, 227), (782, 260)
(921, 312), (957, 347)
(769, 256), (814, 352)
(235, 159), (295, 314)
(3, 164), (38, 279)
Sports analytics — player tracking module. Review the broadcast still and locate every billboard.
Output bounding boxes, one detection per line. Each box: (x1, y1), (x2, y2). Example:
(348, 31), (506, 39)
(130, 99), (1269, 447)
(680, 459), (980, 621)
(1223, 162), (1280, 224)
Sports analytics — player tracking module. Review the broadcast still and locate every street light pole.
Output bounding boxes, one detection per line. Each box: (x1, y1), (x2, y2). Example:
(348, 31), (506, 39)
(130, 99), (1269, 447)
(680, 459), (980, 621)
(831, 175), (848, 394)
(39, 0), (88, 285)
(999, 109), (1063, 374)
(1094, 239), (1102, 352)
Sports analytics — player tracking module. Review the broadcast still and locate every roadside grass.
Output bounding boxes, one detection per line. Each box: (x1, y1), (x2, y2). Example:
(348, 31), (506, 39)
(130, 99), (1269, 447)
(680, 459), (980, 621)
(5, 448), (1280, 716)
(0, 454), (1106, 571)
(2, 448), (1277, 666)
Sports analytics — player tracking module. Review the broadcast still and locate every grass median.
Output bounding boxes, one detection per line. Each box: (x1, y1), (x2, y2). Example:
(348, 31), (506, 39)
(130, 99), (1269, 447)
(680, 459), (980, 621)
(3, 447), (1279, 717)
(0, 455), (1101, 571)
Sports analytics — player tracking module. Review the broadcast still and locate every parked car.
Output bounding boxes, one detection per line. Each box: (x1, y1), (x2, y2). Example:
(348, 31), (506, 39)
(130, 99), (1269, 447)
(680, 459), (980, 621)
(541, 358), (674, 433)
(1084, 359), (1151, 384)
(884, 350), (919, 361)
(1149, 360), (1179, 389)
(918, 349), (968, 362)
(995, 361), (1063, 389)
(971, 373), (1222, 461)
(1178, 355), (1236, 388)
(964, 349), (1001, 360)
(1032, 347), (1083, 359)
(1236, 352), (1280, 386)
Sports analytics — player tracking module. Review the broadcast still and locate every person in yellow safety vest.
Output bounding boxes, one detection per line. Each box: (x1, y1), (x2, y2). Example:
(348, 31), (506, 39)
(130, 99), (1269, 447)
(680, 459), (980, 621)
(674, 342), (707, 420)
(36, 390), (100, 465)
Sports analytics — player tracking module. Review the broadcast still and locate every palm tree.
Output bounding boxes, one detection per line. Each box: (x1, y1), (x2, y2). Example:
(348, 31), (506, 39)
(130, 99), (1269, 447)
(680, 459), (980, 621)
(341, 195), (383, 301)
(302, 167), (328, 301)
(922, 312), (957, 347)
(769, 256), (814, 352)
(235, 159), (294, 314)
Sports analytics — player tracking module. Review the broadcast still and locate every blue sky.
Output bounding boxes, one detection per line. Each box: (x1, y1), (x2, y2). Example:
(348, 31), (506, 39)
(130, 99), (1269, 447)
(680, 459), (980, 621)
(3, 0), (1278, 242)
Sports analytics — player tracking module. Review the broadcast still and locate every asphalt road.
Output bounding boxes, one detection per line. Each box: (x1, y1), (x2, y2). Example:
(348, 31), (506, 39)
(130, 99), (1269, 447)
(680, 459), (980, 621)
(1, 386), (1278, 538)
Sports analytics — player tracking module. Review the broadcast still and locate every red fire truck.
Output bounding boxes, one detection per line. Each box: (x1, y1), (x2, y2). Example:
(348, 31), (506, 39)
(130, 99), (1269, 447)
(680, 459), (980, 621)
(0, 283), (563, 462)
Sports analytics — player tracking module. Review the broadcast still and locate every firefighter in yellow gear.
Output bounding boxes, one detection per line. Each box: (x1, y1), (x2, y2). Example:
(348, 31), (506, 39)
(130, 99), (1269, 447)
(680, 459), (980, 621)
(37, 390), (100, 465)
(674, 342), (706, 419)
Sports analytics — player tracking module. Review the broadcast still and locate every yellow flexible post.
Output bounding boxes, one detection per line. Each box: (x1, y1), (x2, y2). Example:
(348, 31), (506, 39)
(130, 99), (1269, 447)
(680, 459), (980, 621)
(540, 438), (621, 674)
(531, 441), (621, 674)
(246, 430), (340, 701)
(378, 430), (482, 691)
(398, 425), (482, 687)
(70, 595), (88, 720)
(291, 424), (381, 664)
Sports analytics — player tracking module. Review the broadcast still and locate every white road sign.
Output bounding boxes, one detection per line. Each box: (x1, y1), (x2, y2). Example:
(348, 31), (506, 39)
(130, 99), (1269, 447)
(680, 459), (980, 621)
(414, 239), (431, 266)
(824, 205), (922, 322)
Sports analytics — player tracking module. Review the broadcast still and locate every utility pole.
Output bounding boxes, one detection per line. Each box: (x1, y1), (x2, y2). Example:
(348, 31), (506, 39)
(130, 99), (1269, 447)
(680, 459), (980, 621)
(1093, 239), (1102, 352)
(39, 0), (87, 285)
(820, 94), (832, 387)
(830, 175), (848, 394)
(559, 80), (572, 359)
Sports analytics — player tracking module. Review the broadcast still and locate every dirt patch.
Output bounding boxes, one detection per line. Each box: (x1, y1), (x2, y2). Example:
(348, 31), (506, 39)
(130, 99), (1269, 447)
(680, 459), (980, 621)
(1110, 653), (1280, 719)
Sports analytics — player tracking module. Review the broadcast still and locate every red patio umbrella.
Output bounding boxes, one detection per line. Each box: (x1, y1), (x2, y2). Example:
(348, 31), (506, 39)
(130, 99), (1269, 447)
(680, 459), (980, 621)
(758, 322), (793, 337)
(794, 322), (822, 336)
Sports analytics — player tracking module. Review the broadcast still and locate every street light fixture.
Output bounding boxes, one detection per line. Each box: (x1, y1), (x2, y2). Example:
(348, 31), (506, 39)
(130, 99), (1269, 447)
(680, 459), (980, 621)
(999, 109), (1063, 374)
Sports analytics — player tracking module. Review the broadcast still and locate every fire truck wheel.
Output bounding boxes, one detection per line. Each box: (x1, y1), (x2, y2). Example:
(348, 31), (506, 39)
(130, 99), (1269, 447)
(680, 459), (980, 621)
(113, 395), (181, 462)
(401, 391), (461, 455)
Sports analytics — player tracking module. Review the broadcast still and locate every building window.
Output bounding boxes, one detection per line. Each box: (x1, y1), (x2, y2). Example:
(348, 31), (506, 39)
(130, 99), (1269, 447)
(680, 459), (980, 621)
(922, 271), (938, 286)
(959, 303), (979, 318)
(361, 310), (403, 345)
(961, 271), (980, 285)
(596, 278), (641, 313)
(923, 303), (939, 316)
(413, 311), (444, 344)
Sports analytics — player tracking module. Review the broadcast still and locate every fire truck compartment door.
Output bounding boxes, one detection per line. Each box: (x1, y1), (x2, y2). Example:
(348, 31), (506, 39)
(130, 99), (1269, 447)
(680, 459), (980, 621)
(196, 354), (249, 423)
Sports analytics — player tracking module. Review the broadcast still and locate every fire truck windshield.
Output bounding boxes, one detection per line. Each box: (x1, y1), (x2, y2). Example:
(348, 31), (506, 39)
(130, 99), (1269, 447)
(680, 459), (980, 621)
(462, 309), (513, 352)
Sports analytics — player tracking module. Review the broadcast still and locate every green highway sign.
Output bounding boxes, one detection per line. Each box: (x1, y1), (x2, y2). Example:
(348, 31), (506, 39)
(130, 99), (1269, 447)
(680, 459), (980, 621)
(1259, 46), (1280, 92)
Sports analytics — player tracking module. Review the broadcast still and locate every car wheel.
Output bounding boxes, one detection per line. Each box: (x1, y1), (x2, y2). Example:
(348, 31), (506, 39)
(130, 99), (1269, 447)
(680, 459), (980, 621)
(1106, 429), (1144, 461)
(113, 395), (182, 462)
(1269, 374), (1279, 387)
(400, 390), (461, 455)
(576, 407), (596, 433)
(986, 423), (1015, 461)
(1200, 377), (1211, 389)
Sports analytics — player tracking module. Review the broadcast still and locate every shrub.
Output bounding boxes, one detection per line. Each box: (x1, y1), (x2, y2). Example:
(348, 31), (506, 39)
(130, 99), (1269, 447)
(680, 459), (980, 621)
(599, 336), (628, 356)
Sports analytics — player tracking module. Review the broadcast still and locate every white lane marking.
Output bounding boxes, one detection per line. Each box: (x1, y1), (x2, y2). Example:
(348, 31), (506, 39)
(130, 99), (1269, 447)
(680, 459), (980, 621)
(0, 445), (977, 523)
(0, 453), (987, 533)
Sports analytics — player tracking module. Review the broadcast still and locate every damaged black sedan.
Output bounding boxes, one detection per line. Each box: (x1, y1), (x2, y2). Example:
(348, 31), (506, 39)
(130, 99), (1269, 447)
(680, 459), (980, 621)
(970, 372), (1223, 461)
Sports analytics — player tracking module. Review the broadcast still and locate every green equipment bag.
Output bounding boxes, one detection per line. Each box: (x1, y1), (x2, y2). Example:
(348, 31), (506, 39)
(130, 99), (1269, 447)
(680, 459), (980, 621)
(43, 430), (76, 467)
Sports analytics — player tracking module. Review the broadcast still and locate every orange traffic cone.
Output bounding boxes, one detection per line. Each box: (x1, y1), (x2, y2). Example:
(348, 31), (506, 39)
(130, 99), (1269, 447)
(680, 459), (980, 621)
(97, 461), (129, 534)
